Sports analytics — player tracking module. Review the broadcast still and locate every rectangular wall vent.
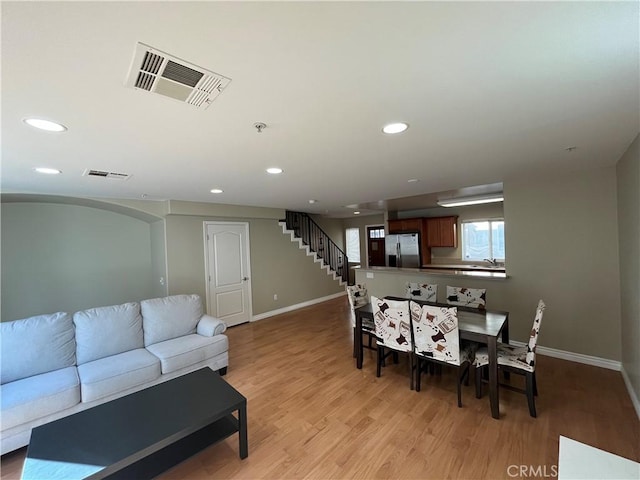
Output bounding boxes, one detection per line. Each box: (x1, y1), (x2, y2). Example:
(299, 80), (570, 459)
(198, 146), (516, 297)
(125, 42), (231, 109)
(83, 169), (132, 180)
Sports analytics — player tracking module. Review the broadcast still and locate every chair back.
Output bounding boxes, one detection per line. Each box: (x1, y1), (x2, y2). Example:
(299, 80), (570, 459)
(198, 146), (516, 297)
(371, 296), (412, 352)
(405, 282), (437, 302)
(446, 286), (486, 310)
(411, 302), (461, 365)
(347, 284), (369, 327)
(526, 300), (546, 368)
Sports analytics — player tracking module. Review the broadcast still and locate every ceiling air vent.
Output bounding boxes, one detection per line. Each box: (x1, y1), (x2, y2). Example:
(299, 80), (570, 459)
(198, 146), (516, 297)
(83, 169), (132, 180)
(125, 42), (231, 110)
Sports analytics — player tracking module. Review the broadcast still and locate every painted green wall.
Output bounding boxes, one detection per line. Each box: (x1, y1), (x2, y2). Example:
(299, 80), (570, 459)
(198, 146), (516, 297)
(1, 202), (158, 321)
(164, 214), (345, 315)
(504, 166), (621, 360)
(150, 219), (168, 298)
(616, 133), (640, 405)
(357, 165), (622, 361)
(1, 197), (346, 323)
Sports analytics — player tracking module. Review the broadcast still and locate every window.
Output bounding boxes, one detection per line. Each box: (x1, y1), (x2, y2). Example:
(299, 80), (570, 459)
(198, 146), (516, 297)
(368, 227), (385, 239)
(461, 219), (505, 261)
(345, 228), (361, 263)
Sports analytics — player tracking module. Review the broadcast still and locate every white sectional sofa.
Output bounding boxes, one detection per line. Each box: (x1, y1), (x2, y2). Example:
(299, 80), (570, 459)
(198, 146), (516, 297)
(0, 294), (229, 455)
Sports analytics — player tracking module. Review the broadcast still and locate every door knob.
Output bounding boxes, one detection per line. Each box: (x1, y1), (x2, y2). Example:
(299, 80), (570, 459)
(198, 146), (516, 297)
(243, 277), (249, 281)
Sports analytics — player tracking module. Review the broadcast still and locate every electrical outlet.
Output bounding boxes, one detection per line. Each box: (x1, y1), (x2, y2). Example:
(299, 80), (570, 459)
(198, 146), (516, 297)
(273, 294), (278, 301)
(366, 272), (374, 279)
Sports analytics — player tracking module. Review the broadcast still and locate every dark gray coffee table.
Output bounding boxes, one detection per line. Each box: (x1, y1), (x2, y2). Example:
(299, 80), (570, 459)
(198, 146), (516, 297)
(22, 367), (247, 480)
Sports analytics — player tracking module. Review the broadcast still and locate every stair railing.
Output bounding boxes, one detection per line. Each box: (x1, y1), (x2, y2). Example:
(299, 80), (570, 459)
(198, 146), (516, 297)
(285, 211), (349, 284)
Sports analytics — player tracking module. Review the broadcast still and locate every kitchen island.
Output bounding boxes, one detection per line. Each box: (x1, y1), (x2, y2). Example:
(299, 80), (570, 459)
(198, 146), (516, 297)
(422, 263), (506, 274)
(354, 266), (508, 306)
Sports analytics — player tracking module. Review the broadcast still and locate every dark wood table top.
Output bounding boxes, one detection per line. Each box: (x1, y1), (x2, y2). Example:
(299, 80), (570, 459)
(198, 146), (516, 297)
(355, 298), (509, 338)
(22, 368), (246, 480)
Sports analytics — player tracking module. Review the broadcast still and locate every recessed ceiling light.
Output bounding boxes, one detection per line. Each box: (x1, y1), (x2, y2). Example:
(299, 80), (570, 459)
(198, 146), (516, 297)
(210, 188), (224, 194)
(23, 118), (67, 132)
(408, 178), (419, 183)
(382, 122), (408, 134)
(354, 211), (361, 215)
(308, 199), (318, 204)
(266, 167), (283, 174)
(34, 167), (62, 175)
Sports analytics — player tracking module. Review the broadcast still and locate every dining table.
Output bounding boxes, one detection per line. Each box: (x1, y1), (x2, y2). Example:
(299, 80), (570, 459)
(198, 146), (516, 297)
(354, 297), (510, 419)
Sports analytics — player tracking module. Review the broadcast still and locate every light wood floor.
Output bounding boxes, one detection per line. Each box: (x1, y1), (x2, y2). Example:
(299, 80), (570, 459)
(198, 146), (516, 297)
(2, 296), (638, 479)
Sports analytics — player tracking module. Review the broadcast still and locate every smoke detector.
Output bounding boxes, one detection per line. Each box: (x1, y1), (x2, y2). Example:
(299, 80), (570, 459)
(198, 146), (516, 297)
(125, 42), (231, 110)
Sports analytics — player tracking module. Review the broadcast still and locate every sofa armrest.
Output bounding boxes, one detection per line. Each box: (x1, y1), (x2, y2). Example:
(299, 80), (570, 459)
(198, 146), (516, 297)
(197, 315), (227, 337)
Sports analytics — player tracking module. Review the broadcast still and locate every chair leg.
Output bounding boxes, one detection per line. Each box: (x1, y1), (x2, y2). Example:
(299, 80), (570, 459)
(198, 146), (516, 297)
(409, 354), (414, 391)
(352, 327), (357, 358)
(415, 358), (422, 392)
(532, 371), (538, 396)
(526, 371), (537, 418)
(475, 366), (484, 399)
(377, 346), (383, 377)
(457, 367), (464, 408)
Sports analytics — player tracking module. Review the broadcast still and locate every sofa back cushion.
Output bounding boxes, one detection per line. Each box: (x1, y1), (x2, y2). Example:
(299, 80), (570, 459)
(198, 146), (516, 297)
(73, 302), (144, 365)
(1, 312), (76, 385)
(141, 294), (203, 346)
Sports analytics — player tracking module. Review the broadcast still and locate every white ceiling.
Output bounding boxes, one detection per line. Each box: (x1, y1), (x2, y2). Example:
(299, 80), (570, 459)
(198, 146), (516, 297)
(2, 1), (638, 217)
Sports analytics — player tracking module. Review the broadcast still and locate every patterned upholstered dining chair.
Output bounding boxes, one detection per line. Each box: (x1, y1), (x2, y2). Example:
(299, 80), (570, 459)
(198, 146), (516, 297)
(474, 300), (546, 417)
(446, 286), (486, 310)
(371, 296), (414, 389)
(410, 302), (474, 407)
(405, 282), (438, 302)
(347, 284), (376, 358)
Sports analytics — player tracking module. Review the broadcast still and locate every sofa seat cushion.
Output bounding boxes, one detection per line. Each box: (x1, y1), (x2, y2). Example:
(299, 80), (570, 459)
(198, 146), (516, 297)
(146, 334), (229, 374)
(141, 295), (203, 347)
(1, 367), (80, 430)
(77, 349), (161, 403)
(74, 302), (144, 365)
(1, 312), (75, 385)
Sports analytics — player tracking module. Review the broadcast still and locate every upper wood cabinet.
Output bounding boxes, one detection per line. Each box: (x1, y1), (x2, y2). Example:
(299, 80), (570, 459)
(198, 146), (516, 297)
(425, 216), (458, 248)
(388, 218), (422, 234)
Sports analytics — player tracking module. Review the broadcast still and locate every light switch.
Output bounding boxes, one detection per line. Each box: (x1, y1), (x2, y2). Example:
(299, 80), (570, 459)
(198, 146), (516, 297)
(366, 272), (374, 278)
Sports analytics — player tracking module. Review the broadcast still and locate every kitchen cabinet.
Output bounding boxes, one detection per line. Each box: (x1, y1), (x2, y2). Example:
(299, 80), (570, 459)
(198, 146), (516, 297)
(425, 216), (458, 248)
(388, 218), (422, 234)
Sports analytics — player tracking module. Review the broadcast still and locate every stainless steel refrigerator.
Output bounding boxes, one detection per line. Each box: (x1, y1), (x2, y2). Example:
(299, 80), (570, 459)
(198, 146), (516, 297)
(385, 233), (420, 268)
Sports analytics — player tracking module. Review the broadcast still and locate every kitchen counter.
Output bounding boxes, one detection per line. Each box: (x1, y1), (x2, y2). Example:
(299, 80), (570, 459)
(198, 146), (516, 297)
(422, 264), (506, 273)
(353, 266), (508, 314)
(355, 266), (507, 280)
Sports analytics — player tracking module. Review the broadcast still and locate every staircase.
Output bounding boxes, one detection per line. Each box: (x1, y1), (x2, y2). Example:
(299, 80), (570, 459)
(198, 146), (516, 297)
(279, 211), (349, 286)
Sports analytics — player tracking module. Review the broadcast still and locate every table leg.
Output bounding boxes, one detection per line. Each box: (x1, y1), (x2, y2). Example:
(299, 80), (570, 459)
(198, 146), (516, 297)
(238, 402), (248, 459)
(502, 317), (510, 381)
(501, 320), (509, 344)
(488, 337), (500, 419)
(356, 313), (363, 369)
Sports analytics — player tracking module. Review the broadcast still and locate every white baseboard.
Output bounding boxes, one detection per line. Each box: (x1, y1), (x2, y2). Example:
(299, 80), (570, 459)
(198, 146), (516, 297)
(502, 341), (639, 420)
(252, 291), (347, 322)
(510, 340), (621, 371)
(621, 365), (640, 420)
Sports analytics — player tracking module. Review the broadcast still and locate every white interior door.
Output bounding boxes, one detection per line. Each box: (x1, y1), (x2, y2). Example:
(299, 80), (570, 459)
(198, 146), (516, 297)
(204, 222), (252, 327)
